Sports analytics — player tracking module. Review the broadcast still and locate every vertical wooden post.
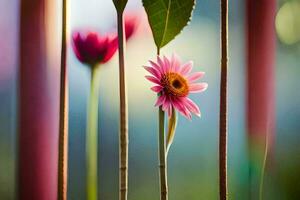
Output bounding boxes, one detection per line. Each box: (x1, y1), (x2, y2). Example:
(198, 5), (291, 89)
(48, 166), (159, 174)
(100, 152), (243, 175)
(219, 0), (228, 199)
(117, 11), (129, 200)
(58, 0), (69, 199)
(18, 0), (58, 199)
(246, 0), (276, 198)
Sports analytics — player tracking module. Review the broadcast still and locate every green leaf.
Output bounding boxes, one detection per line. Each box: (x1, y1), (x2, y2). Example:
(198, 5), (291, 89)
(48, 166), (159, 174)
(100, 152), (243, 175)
(142, 0), (196, 49)
(113, 0), (128, 13)
(166, 108), (177, 155)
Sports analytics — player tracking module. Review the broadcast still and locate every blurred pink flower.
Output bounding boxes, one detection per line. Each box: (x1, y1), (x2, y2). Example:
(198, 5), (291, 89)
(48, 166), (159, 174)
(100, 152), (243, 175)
(72, 15), (139, 66)
(125, 14), (139, 40)
(72, 32), (118, 66)
(145, 54), (208, 119)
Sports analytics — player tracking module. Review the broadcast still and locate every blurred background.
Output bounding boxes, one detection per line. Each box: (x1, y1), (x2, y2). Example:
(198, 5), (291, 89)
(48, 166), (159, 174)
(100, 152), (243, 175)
(0, 0), (300, 199)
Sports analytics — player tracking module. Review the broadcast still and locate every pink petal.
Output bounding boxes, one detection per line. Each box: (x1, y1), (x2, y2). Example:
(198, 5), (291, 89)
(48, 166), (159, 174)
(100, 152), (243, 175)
(187, 72), (205, 82)
(157, 56), (166, 73)
(149, 60), (163, 74)
(172, 100), (184, 114)
(125, 14), (138, 40)
(72, 31), (119, 65)
(179, 100), (192, 119)
(155, 95), (166, 107)
(189, 83), (208, 93)
(162, 98), (170, 112)
(72, 33), (85, 62)
(85, 33), (103, 58)
(171, 53), (181, 72)
(180, 61), (193, 75)
(163, 97), (172, 117)
(172, 99), (191, 119)
(145, 75), (161, 85)
(163, 56), (171, 72)
(169, 54), (175, 71)
(102, 35), (118, 63)
(144, 66), (161, 79)
(151, 85), (163, 93)
(184, 97), (201, 117)
(162, 103), (168, 112)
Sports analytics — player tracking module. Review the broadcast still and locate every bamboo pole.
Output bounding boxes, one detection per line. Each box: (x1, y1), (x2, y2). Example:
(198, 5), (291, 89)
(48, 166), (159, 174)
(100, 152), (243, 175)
(246, 0), (276, 198)
(18, 0), (58, 199)
(58, 0), (69, 199)
(219, 0), (228, 199)
(117, 11), (129, 200)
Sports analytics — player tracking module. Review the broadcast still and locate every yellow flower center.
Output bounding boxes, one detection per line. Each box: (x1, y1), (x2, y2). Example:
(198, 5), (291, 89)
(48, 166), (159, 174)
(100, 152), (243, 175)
(161, 72), (189, 97)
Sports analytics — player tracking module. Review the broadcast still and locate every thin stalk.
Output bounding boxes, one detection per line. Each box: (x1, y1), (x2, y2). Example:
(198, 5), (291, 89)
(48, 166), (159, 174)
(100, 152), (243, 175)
(117, 12), (129, 200)
(219, 0), (228, 199)
(86, 67), (100, 200)
(157, 48), (168, 200)
(159, 106), (168, 200)
(58, 0), (68, 199)
(259, 120), (270, 200)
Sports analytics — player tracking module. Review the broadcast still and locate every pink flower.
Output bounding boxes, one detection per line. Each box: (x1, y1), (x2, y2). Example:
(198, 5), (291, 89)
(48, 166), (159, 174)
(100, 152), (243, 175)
(72, 32), (118, 66)
(144, 54), (208, 119)
(72, 15), (138, 66)
(124, 14), (139, 40)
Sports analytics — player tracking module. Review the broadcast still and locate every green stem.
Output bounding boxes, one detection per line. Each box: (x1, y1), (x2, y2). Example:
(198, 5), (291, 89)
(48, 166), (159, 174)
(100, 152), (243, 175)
(157, 47), (168, 200)
(86, 66), (100, 200)
(259, 129), (269, 200)
(159, 106), (168, 200)
(117, 12), (129, 200)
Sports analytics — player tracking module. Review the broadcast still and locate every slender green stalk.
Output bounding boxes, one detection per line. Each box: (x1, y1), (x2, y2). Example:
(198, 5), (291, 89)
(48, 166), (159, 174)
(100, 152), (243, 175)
(166, 107), (177, 156)
(58, 0), (68, 199)
(86, 67), (100, 200)
(219, 0), (228, 199)
(117, 12), (129, 200)
(159, 106), (168, 200)
(259, 123), (270, 200)
(157, 48), (168, 200)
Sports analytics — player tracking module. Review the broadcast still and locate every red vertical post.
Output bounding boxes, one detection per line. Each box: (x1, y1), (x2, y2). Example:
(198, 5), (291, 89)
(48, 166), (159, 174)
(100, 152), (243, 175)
(246, 0), (276, 198)
(18, 0), (58, 199)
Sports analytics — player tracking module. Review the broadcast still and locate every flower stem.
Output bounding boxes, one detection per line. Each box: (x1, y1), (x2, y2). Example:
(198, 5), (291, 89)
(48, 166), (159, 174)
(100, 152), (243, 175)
(117, 12), (129, 200)
(159, 106), (168, 200)
(86, 66), (100, 200)
(219, 0), (228, 199)
(259, 120), (270, 200)
(58, 0), (68, 199)
(157, 47), (168, 200)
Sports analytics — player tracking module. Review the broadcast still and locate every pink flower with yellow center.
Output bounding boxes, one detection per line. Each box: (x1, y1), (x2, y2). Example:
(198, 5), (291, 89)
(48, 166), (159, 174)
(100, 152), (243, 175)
(145, 54), (208, 119)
